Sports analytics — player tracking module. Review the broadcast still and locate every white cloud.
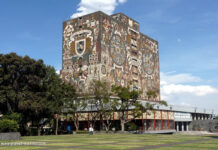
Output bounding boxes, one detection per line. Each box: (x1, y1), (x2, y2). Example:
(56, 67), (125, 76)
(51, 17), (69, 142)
(118, 0), (127, 3)
(161, 84), (217, 96)
(56, 70), (60, 75)
(160, 72), (218, 114)
(71, 0), (127, 18)
(160, 72), (202, 85)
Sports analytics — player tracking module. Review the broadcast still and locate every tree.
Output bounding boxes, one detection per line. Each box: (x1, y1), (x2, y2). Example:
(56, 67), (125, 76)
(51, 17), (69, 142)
(63, 83), (86, 131)
(17, 57), (49, 136)
(0, 53), (65, 135)
(43, 66), (65, 135)
(0, 53), (32, 114)
(0, 53), (48, 135)
(88, 80), (113, 132)
(146, 89), (159, 101)
(146, 90), (168, 106)
(111, 85), (152, 132)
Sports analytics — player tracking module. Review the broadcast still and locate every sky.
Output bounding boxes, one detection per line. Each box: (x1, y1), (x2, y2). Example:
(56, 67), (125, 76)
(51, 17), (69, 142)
(0, 0), (218, 114)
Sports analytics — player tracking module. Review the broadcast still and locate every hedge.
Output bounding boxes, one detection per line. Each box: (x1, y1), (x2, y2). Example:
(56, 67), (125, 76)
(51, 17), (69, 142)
(0, 119), (19, 132)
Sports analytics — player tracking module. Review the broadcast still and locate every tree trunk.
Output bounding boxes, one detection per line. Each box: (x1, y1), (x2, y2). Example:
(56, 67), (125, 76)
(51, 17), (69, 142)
(105, 120), (111, 133)
(55, 117), (58, 135)
(74, 121), (79, 131)
(76, 126), (79, 131)
(121, 119), (125, 132)
(37, 126), (41, 136)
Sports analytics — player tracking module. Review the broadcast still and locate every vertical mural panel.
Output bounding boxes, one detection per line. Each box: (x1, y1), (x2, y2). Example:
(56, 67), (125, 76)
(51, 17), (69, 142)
(62, 12), (101, 92)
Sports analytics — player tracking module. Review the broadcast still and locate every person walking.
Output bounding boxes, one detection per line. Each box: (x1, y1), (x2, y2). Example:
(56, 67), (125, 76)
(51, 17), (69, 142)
(67, 125), (71, 134)
(89, 126), (94, 135)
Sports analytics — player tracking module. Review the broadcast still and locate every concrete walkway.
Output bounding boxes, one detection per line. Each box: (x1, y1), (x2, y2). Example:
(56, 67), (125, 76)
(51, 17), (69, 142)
(131, 139), (210, 150)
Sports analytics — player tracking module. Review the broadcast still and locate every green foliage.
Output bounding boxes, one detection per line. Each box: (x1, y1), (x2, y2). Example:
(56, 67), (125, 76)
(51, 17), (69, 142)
(111, 85), (147, 131)
(76, 130), (89, 134)
(0, 119), (19, 132)
(146, 90), (158, 100)
(125, 122), (139, 131)
(2, 113), (21, 123)
(0, 53), (68, 135)
(159, 100), (168, 106)
(62, 83), (83, 130)
(111, 85), (145, 115)
(43, 66), (65, 115)
(88, 80), (113, 131)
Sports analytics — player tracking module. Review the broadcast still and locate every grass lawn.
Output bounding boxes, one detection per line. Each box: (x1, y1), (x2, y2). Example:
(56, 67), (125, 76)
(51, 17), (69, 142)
(0, 133), (218, 150)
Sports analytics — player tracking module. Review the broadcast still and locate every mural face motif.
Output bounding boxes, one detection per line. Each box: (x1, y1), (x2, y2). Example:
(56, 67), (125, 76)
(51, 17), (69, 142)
(69, 29), (93, 56)
(76, 40), (85, 55)
(142, 50), (155, 75)
(109, 34), (127, 66)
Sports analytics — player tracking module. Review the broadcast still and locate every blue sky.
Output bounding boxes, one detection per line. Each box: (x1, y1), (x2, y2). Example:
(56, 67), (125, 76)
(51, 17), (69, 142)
(1, 0), (218, 113)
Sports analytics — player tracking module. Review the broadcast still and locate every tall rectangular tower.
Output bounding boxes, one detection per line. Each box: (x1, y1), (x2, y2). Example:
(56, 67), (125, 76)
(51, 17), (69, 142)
(61, 11), (160, 101)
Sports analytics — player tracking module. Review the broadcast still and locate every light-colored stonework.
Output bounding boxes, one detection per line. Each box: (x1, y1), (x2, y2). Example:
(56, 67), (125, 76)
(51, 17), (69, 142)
(61, 11), (160, 101)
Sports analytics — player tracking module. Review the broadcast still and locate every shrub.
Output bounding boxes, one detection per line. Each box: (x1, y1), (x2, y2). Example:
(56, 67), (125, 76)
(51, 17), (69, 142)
(2, 113), (21, 123)
(125, 122), (139, 131)
(76, 130), (89, 134)
(0, 119), (19, 132)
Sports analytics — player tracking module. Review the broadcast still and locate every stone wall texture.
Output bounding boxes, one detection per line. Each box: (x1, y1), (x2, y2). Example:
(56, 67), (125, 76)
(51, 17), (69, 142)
(0, 132), (21, 140)
(189, 120), (218, 132)
(61, 11), (160, 101)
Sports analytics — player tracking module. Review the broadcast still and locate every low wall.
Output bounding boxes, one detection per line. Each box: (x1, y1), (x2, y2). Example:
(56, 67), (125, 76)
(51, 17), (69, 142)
(189, 120), (218, 132)
(0, 132), (21, 140)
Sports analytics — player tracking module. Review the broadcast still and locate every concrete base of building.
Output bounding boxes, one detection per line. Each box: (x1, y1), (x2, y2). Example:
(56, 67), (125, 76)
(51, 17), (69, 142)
(0, 132), (21, 140)
(189, 120), (218, 132)
(143, 130), (176, 134)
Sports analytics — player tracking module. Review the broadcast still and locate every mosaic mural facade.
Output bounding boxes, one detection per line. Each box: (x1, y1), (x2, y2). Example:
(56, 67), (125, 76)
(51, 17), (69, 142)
(61, 11), (160, 101)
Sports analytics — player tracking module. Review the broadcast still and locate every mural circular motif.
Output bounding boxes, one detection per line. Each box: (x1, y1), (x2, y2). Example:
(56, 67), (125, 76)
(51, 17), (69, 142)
(147, 78), (154, 90)
(109, 34), (127, 66)
(142, 50), (155, 75)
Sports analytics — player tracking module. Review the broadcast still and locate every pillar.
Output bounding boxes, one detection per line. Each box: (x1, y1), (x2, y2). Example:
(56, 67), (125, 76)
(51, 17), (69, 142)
(88, 112), (90, 128)
(167, 111), (169, 129)
(187, 122), (189, 131)
(181, 122), (184, 131)
(142, 114), (144, 131)
(161, 110), (163, 130)
(154, 112), (156, 131)
(176, 122), (179, 131)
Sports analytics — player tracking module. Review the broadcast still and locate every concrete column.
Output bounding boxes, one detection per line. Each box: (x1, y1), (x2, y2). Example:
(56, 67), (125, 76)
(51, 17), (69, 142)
(187, 122), (189, 131)
(201, 114), (203, 120)
(194, 114), (196, 120)
(176, 122), (179, 131)
(181, 122), (184, 131)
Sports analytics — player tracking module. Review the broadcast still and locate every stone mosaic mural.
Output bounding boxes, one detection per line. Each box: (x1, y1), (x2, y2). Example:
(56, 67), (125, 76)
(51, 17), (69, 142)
(61, 11), (160, 101)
